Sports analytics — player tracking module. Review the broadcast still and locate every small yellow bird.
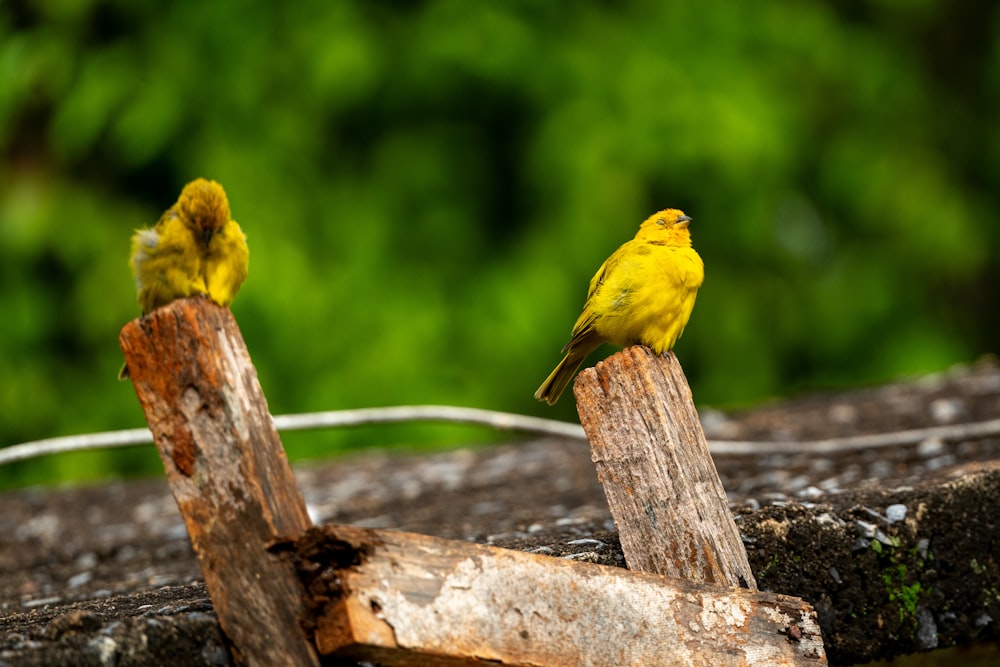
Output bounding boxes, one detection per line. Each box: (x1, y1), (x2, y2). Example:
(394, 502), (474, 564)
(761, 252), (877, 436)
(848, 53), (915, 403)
(120, 178), (249, 378)
(534, 208), (704, 405)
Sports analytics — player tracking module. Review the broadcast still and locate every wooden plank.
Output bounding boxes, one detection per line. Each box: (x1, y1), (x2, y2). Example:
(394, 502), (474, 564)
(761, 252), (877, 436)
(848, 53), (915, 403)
(289, 524), (826, 667)
(573, 347), (758, 589)
(119, 297), (319, 667)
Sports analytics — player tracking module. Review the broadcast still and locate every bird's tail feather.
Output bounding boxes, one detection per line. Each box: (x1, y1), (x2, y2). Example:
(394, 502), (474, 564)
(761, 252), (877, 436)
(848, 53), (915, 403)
(534, 347), (591, 405)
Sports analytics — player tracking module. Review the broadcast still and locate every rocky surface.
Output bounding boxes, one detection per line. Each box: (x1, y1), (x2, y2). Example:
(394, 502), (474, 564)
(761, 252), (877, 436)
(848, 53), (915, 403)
(2, 358), (1000, 666)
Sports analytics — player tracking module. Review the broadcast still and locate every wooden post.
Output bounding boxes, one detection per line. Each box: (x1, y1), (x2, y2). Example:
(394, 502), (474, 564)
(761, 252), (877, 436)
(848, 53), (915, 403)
(573, 346), (757, 589)
(119, 297), (319, 667)
(290, 525), (826, 667)
(118, 303), (821, 665)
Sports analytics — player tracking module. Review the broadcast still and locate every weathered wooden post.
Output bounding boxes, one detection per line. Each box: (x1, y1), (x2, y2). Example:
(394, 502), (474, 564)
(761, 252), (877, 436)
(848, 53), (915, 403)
(120, 297), (319, 667)
(574, 346), (757, 587)
(121, 299), (825, 666)
(290, 524), (826, 666)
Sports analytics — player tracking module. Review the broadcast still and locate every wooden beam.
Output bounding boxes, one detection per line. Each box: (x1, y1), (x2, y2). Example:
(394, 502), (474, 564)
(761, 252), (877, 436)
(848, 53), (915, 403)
(119, 297), (319, 667)
(574, 347), (758, 589)
(288, 524), (826, 667)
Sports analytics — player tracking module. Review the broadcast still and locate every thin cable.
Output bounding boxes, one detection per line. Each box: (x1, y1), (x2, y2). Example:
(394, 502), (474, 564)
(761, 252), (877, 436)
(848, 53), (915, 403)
(3, 407), (999, 466)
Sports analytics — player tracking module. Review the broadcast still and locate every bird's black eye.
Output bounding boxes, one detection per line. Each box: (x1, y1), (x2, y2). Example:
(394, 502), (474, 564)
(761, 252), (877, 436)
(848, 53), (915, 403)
(656, 218), (667, 226)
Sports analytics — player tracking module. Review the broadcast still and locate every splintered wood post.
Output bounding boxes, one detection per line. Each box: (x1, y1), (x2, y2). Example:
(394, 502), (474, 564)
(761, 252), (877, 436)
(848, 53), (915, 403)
(289, 525), (826, 667)
(574, 346), (758, 589)
(119, 297), (319, 667)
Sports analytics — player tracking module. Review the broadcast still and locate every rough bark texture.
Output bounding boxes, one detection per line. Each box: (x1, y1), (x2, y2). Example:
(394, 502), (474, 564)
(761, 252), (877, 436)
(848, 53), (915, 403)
(574, 346), (757, 589)
(287, 525), (825, 667)
(118, 297), (319, 667)
(740, 464), (1000, 664)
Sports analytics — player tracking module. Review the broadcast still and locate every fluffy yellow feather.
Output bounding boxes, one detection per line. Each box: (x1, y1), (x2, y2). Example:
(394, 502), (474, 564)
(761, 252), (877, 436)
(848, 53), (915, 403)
(534, 208), (704, 405)
(120, 178), (248, 378)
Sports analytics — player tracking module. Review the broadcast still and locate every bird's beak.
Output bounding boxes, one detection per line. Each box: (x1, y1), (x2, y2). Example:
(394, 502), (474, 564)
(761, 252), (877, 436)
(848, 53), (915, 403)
(201, 227), (214, 245)
(674, 215), (693, 228)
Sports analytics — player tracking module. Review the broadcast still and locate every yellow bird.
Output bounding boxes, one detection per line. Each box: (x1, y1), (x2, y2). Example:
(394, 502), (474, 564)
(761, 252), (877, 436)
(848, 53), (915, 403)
(120, 178), (249, 378)
(534, 208), (704, 405)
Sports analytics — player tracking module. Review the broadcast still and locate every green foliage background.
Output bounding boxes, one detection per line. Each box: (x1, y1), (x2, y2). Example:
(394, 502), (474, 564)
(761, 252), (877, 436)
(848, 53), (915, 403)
(1, 1), (997, 486)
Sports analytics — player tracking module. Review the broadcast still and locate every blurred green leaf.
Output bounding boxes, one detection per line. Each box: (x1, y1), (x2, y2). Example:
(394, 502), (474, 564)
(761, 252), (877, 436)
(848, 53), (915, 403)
(1, 0), (997, 488)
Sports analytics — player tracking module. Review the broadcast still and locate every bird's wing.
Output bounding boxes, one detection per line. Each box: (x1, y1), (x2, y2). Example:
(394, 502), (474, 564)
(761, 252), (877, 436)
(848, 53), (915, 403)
(562, 311), (598, 353)
(585, 254), (614, 301)
(153, 205), (180, 231)
(561, 252), (622, 353)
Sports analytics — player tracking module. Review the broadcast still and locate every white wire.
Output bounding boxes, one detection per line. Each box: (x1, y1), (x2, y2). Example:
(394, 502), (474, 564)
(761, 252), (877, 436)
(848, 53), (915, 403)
(3, 406), (999, 467)
(0, 406), (584, 466)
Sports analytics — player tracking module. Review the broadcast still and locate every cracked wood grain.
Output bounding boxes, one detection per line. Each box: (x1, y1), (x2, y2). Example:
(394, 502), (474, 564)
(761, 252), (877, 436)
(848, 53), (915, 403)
(573, 346), (758, 589)
(120, 297), (319, 667)
(292, 525), (826, 666)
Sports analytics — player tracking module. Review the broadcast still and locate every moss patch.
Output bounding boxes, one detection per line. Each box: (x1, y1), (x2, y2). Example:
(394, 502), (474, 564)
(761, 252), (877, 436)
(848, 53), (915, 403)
(740, 468), (1000, 666)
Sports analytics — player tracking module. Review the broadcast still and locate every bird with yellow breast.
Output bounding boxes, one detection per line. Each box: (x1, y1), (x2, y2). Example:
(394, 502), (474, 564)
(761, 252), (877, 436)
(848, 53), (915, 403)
(120, 178), (248, 378)
(535, 209), (704, 405)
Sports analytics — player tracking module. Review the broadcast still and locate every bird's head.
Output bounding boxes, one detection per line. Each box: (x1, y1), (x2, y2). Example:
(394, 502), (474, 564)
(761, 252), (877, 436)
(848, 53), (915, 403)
(636, 208), (694, 246)
(178, 178), (230, 244)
